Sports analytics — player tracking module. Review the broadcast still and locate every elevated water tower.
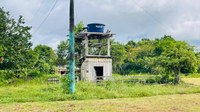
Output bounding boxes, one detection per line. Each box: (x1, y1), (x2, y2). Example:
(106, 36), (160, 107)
(76, 23), (114, 82)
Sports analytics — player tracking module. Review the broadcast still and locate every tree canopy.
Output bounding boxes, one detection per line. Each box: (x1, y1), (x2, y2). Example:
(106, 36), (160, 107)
(56, 40), (69, 66)
(113, 35), (199, 84)
(0, 8), (32, 70)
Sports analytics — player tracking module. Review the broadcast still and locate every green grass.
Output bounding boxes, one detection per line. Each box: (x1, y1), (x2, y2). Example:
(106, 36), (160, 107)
(181, 73), (200, 78)
(1, 94), (200, 112)
(1, 77), (200, 103)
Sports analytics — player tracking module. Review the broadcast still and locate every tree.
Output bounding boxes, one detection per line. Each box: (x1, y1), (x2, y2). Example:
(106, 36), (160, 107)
(34, 45), (56, 65)
(121, 36), (198, 82)
(196, 52), (200, 73)
(124, 39), (156, 74)
(0, 8), (32, 70)
(74, 21), (84, 36)
(111, 41), (127, 73)
(157, 36), (198, 84)
(25, 49), (38, 69)
(74, 22), (84, 67)
(56, 21), (84, 68)
(0, 45), (4, 63)
(34, 45), (57, 73)
(56, 40), (69, 66)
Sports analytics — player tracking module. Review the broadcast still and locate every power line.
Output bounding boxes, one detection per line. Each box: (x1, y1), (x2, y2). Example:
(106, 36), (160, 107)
(33, 0), (59, 34)
(132, 0), (172, 33)
(74, 3), (79, 24)
(31, 0), (46, 21)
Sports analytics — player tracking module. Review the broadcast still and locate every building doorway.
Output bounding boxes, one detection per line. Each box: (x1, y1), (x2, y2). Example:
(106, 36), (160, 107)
(94, 66), (103, 81)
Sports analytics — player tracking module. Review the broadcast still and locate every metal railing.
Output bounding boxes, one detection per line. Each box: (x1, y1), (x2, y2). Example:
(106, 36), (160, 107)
(95, 75), (159, 84)
(48, 76), (80, 84)
(47, 75), (160, 84)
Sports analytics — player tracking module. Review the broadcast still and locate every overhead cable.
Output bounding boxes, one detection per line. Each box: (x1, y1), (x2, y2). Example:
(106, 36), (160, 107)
(33, 0), (59, 34)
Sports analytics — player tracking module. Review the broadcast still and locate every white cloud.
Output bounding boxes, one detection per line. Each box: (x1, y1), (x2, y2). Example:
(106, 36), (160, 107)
(1, 0), (200, 49)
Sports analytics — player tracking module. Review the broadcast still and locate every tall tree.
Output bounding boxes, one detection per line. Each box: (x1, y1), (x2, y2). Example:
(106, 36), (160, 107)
(0, 8), (32, 70)
(33, 45), (57, 73)
(34, 45), (56, 65)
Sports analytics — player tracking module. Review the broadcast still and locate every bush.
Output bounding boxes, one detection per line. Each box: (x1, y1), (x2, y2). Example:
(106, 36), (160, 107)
(0, 70), (15, 80)
(160, 75), (174, 84)
(0, 70), (18, 86)
(28, 70), (41, 78)
(144, 75), (174, 84)
(146, 77), (158, 84)
(60, 76), (70, 94)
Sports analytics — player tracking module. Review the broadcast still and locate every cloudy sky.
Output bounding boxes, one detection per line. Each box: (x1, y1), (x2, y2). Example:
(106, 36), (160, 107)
(0, 0), (200, 50)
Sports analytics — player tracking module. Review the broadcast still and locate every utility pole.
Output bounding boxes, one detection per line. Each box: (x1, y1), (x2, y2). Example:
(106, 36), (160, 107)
(69, 0), (75, 93)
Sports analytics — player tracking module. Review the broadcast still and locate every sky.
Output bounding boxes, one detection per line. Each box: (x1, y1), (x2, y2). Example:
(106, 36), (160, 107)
(0, 0), (200, 50)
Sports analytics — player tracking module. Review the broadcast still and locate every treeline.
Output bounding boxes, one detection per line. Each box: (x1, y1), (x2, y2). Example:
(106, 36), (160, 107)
(1, 8), (200, 84)
(111, 36), (200, 83)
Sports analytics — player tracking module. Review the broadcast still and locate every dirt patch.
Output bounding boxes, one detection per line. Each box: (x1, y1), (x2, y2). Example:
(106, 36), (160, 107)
(182, 78), (200, 85)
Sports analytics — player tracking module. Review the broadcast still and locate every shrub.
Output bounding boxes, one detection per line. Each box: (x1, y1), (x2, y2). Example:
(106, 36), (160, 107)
(0, 70), (15, 80)
(28, 70), (41, 78)
(0, 70), (19, 86)
(60, 76), (70, 94)
(159, 75), (174, 84)
(49, 65), (57, 74)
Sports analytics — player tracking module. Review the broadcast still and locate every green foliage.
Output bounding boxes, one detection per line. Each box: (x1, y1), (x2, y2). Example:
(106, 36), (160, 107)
(111, 41), (127, 73)
(0, 45), (4, 58)
(25, 49), (38, 69)
(0, 70), (16, 80)
(74, 21), (84, 36)
(34, 45), (56, 65)
(27, 70), (41, 78)
(0, 70), (22, 86)
(74, 22), (84, 67)
(34, 45), (57, 74)
(0, 8), (32, 70)
(56, 40), (69, 66)
(115, 35), (199, 84)
(156, 36), (198, 84)
(60, 76), (70, 94)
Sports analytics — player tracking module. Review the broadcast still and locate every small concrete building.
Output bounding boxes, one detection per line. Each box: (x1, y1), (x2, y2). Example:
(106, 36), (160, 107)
(81, 56), (112, 82)
(76, 23), (114, 82)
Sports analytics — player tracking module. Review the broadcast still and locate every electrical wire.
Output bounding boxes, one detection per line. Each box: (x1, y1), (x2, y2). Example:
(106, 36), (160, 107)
(31, 0), (46, 21)
(33, 0), (59, 34)
(132, 0), (172, 33)
(75, 3), (79, 24)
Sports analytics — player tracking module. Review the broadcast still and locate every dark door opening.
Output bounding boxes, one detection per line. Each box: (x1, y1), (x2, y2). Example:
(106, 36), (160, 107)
(94, 66), (103, 81)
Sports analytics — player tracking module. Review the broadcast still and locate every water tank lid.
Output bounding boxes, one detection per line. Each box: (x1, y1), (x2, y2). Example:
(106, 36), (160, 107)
(87, 23), (105, 26)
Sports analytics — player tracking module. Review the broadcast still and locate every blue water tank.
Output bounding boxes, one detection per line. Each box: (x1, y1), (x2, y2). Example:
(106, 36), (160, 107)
(87, 23), (105, 33)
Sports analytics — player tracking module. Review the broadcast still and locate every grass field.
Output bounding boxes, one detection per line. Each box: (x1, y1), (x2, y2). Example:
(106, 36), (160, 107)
(0, 77), (200, 111)
(1, 77), (200, 103)
(0, 94), (200, 112)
